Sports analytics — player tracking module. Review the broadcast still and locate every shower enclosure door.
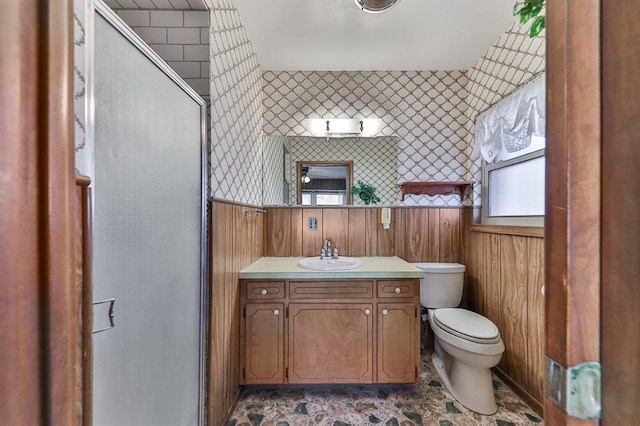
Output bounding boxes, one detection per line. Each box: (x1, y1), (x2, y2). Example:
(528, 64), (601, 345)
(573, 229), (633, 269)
(91, 4), (207, 425)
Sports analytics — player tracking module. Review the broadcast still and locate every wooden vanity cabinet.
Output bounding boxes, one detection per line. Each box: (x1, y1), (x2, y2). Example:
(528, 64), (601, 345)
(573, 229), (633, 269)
(240, 278), (420, 385)
(288, 303), (373, 384)
(243, 302), (285, 384)
(377, 303), (418, 383)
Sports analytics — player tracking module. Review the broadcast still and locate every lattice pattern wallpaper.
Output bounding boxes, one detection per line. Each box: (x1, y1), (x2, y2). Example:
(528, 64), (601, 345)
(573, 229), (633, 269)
(208, 1), (263, 204)
(262, 135), (286, 205)
(262, 71), (471, 207)
(464, 16), (546, 205)
(74, 0), (89, 176)
(287, 136), (397, 206)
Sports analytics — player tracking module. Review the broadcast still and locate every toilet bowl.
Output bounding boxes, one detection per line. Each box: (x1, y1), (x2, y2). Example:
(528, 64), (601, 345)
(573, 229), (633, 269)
(413, 263), (505, 415)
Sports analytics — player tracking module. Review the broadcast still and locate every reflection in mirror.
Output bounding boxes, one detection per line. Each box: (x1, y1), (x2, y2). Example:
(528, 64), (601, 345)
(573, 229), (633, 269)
(297, 161), (353, 206)
(263, 136), (398, 206)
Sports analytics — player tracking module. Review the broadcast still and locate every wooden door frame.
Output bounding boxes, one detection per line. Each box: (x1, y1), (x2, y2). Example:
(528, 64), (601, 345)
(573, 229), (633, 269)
(296, 160), (353, 205)
(0, 1), (77, 425)
(601, 0), (640, 424)
(545, 0), (601, 423)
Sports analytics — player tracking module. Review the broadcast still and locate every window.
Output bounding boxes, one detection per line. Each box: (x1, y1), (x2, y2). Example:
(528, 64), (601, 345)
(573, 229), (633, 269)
(475, 74), (546, 227)
(301, 191), (346, 206)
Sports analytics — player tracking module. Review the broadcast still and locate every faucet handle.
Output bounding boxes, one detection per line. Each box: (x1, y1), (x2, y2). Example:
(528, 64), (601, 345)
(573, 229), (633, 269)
(333, 248), (339, 259)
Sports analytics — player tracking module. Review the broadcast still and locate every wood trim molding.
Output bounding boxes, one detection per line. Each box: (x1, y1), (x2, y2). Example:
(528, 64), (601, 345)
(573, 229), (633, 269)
(545, 0), (601, 423)
(0, 1), (76, 424)
(601, 0), (640, 422)
(493, 367), (543, 416)
(470, 225), (544, 238)
(211, 197), (265, 209)
(75, 176), (92, 426)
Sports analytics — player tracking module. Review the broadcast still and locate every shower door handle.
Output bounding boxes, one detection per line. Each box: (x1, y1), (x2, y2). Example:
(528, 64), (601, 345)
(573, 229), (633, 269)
(92, 298), (116, 334)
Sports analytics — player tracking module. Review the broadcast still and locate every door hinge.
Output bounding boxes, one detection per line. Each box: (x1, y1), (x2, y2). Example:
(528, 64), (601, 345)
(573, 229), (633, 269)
(546, 356), (601, 420)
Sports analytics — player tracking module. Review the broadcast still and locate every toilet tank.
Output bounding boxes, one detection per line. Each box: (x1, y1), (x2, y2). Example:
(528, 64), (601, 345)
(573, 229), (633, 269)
(413, 263), (465, 308)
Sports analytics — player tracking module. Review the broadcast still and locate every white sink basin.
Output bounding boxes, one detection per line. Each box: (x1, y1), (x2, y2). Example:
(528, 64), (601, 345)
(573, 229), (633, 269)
(297, 257), (363, 271)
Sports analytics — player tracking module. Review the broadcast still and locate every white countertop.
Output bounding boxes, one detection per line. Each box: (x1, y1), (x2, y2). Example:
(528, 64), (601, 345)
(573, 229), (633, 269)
(239, 256), (425, 279)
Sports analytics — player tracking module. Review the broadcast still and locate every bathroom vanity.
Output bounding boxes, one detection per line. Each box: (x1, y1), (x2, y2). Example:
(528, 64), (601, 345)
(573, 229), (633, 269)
(238, 257), (424, 385)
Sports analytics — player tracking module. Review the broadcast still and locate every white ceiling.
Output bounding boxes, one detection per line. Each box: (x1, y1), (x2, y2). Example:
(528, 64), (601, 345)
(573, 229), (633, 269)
(233, 0), (516, 71)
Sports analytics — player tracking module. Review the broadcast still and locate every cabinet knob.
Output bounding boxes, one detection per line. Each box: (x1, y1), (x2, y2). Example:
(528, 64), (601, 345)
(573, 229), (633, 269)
(273, 309), (280, 316)
(382, 309), (389, 316)
(261, 289), (268, 295)
(364, 308), (371, 315)
(394, 287), (401, 294)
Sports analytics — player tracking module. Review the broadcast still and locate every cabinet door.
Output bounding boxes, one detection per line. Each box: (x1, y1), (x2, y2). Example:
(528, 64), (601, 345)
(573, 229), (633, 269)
(289, 303), (373, 384)
(244, 303), (285, 384)
(377, 303), (418, 383)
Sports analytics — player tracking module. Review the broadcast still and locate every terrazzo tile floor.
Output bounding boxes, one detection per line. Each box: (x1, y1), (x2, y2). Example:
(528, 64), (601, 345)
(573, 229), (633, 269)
(228, 351), (543, 426)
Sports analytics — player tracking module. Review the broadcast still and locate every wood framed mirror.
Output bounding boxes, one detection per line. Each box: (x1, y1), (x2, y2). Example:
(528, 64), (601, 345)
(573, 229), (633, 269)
(296, 161), (353, 205)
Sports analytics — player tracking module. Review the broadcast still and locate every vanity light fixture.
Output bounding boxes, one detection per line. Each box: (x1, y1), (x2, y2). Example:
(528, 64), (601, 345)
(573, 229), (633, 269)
(305, 118), (384, 138)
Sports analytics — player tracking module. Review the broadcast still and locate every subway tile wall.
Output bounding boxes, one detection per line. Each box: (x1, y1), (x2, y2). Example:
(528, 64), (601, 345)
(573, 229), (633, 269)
(104, 0), (207, 11)
(115, 9), (211, 97)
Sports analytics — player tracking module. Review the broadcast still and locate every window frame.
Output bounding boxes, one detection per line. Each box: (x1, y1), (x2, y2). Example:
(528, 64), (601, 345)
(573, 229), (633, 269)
(300, 190), (347, 206)
(481, 148), (546, 227)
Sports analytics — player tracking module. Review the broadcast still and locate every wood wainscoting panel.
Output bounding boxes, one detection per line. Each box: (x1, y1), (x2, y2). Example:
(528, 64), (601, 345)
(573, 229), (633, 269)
(485, 234), (502, 342)
(348, 209), (367, 256)
(376, 210), (396, 257)
(427, 209), (441, 262)
(439, 209), (462, 263)
(322, 209), (350, 256)
(403, 208), (430, 263)
(526, 237), (545, 404)
(466, 227), (545, 414)
(209, 200), (266, 425)
(266, 208), (291, 256)
(302, 209), (323, 257)
(290, 208), (303, 257)
(498, 235), (529, 386)
(365, 209), (379, 257)
(266, 207), (469, 264)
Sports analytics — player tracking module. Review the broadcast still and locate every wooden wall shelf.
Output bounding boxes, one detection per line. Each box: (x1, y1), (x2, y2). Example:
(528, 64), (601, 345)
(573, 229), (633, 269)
(400, 181), (474, 201)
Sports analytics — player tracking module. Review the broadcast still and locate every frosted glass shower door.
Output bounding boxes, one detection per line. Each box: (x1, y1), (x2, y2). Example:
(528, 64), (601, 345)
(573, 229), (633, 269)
(92, 6), (206, 426)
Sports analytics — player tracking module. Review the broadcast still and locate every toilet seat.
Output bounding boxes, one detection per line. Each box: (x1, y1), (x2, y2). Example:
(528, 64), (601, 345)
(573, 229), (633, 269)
(432, 308), (501, 344)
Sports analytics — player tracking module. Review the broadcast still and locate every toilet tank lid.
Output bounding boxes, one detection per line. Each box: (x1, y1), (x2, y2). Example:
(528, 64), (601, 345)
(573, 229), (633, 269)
(412, 263), (465, 273)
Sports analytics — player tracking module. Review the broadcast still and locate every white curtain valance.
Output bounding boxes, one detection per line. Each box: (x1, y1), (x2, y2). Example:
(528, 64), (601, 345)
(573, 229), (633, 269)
(475, 74), (546, 163)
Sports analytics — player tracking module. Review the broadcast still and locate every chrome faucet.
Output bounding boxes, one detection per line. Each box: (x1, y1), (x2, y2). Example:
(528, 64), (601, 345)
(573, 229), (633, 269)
(320, 239), (338, 260)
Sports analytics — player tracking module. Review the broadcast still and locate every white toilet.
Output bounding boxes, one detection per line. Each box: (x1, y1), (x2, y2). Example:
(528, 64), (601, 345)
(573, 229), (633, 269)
(413, 262), (505, 415)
